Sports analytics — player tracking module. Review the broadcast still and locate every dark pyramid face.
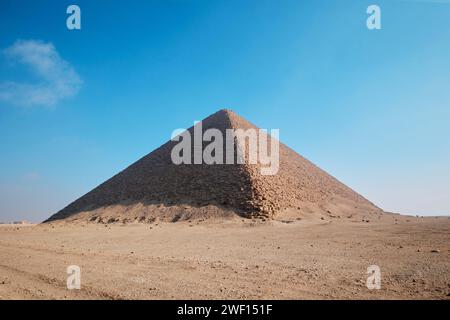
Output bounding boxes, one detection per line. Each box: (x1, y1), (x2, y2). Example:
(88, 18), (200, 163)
(46, 110), (255, 222)
(45, 109), (380, 223)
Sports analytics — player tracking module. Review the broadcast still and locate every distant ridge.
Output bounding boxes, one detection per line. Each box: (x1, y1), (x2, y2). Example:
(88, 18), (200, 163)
(45, 109), (381, 223)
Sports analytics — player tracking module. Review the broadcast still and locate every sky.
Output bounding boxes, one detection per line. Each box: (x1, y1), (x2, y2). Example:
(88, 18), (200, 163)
(0, 0), (449, 222)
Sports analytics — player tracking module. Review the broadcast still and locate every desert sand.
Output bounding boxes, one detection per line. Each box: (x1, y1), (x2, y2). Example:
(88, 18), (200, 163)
(1, 213), (449, 300)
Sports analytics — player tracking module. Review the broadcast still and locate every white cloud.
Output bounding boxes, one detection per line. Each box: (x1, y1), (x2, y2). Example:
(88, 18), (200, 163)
(0, 39), (82, 107)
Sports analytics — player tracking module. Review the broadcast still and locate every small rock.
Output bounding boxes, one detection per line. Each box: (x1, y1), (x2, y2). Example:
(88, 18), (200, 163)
(431, 249), (440, 253)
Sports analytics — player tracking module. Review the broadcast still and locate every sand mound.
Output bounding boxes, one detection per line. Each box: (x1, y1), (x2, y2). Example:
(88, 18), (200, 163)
(45, 109), (381, 223)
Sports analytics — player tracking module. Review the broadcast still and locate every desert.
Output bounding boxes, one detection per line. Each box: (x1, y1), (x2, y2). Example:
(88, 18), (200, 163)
(0, 213), (449, 299)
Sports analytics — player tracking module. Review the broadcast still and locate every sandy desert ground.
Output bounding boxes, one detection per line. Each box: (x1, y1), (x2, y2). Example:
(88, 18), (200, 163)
(0, 213), (449, 300)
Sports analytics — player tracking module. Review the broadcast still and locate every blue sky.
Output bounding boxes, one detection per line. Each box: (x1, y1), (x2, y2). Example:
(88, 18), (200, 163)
(0, 0), (449, 222)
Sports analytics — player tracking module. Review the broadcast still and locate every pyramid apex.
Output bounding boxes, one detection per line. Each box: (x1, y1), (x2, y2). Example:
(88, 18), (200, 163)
(218, 108), (235, 115)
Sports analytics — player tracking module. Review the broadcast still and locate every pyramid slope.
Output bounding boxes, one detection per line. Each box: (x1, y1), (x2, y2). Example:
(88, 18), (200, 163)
(45, 109), (380, 223)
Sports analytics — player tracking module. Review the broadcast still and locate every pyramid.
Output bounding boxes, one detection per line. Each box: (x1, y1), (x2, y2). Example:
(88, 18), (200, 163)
(45, 109), (381, 223)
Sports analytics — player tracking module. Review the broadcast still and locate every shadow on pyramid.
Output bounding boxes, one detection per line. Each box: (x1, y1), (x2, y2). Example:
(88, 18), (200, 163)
(44, 109), (381, 223)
